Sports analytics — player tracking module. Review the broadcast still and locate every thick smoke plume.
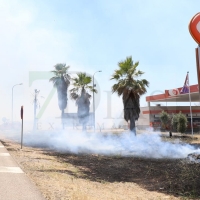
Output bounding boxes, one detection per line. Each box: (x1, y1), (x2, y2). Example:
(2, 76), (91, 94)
(2, 130), (200, 159)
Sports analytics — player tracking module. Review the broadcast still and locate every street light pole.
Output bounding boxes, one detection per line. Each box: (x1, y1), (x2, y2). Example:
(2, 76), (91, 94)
(12, 83), (23, 124)
(93, 71), (102, 132)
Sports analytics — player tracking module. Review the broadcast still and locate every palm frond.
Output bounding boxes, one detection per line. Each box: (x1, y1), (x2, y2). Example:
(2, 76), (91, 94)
(111, 56), (149, 97)
(70, 92), (79, 100)
(51, 70), (60, 76)
(70, 72), (97, 101)
(54, 63), (66, 71)
(85, 85), (97, 93)
(49, 63), (71, 87)
(110, 69), (123, 80)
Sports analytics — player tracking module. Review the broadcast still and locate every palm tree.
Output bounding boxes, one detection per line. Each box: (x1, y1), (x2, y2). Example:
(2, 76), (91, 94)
(49, 63), (70, 126)
(70, 72), (97, 131)
(111, 56), (149, 135)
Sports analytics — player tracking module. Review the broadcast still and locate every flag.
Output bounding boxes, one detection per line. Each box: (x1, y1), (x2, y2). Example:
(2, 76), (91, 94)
(180, 73), (189, 94)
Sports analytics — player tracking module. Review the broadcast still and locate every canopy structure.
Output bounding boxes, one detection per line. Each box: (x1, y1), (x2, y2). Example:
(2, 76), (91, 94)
(146, 84), (200, 102)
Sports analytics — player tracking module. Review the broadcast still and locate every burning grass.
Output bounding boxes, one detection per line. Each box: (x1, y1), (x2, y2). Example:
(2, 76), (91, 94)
(1, 133), (200, 199)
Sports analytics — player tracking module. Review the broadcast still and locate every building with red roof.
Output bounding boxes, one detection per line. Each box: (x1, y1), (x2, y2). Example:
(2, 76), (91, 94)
(137, 84), (200, 132)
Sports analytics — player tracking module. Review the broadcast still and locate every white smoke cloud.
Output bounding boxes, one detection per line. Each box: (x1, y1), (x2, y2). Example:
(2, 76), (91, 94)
(2, 130), (200, 159)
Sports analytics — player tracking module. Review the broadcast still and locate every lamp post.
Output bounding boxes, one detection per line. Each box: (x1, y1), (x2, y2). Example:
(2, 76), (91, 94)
(12, 83), (23, 124)
(93, 71), (102, 132)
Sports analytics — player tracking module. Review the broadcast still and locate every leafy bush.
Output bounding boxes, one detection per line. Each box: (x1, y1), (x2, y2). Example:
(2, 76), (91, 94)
(160, 111), (187, 133)
(177, 112), (187, 133)
(160, 111), (170, 130)
(171, 113), (179, 131)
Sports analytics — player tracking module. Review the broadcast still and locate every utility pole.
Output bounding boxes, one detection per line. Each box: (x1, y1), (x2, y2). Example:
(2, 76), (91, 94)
(33, 89), (40, 131)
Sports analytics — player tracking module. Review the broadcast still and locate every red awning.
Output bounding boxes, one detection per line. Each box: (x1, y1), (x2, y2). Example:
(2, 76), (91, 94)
(146, 84), (200, 102)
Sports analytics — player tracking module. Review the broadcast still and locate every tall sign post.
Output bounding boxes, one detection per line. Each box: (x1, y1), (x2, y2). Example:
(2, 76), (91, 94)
(20, 106), (24, 149)
(189, 13), (200, 96)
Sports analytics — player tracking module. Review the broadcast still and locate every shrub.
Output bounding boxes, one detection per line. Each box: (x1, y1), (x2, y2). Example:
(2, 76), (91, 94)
(160, 111), (170, 130)
(171, 113), (179, 131)
(160, 111), (187, 133)
(177, 112), (187, 133)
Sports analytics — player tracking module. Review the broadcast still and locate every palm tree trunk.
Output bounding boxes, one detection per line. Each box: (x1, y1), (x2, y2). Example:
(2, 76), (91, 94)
(130, 116), (136, 135)
(61, 110), (64, 129)
(82, 122), (86, 132)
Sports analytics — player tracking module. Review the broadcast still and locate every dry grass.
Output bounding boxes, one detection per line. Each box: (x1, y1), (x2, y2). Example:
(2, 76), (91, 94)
(1, 133), (200, 200)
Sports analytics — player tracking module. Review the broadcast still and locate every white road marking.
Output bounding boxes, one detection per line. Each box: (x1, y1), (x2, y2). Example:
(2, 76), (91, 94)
(0, 153), (10, 156)
(0, 166), (24, 173)
(0, 145), (24, 173)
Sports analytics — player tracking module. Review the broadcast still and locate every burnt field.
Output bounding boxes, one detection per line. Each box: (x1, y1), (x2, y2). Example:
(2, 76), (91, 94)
(1, 134), (200, 200)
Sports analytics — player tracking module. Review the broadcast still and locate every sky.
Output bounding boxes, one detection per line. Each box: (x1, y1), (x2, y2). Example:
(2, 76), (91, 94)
(0, 0), (200, 129)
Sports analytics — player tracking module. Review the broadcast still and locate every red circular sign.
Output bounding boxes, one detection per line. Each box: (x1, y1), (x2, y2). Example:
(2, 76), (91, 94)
(172, 89), (178, 95)
(189, 13), (200, 44)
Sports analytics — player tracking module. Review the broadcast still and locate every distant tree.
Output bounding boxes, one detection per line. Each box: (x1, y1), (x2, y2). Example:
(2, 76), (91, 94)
(160, 111), (187, 135)
(177, 112), (187, 133)
(171, 113), (179, 131)
(70, 72), (97, 131)
(171, 112), (187, 133)
(49, 63), (70, 127)
(160, 111), (170, 130)
(111, 56), (149, 135)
